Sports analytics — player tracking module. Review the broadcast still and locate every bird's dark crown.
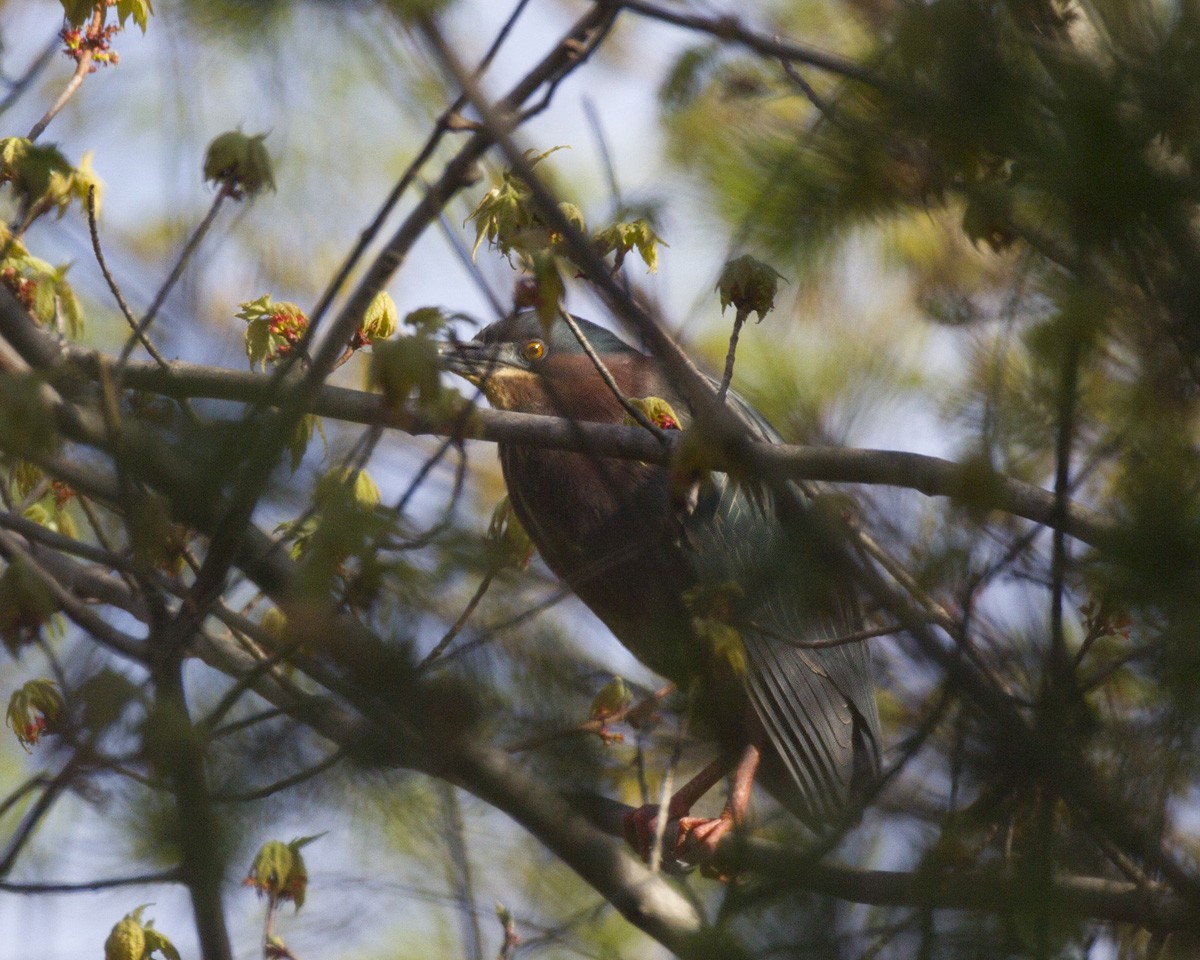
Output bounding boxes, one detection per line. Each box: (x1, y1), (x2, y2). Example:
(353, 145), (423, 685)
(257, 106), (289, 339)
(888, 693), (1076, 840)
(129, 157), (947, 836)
(475, 312), (642, 358)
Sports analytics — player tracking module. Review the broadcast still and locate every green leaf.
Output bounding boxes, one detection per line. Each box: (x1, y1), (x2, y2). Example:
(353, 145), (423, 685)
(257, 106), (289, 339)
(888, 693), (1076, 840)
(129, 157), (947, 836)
(5, 678), (64, 751)
(403, 306), (450, 335)
(0, 138), (71, 212)
(203, 130), (274, 197)
(142, 927), (180, 960)
(59, 0), (96, 27)
(557, 201), (586, 233)
(315, 467), (380, 510)
(715, 254), (786, 320)
(465, 146), (570, 265)
(623, 395), (683, 431)
(115, 0), (154, 32)
(237, 295), (307, 369)
(369, 335), (441, 409)
(592, 219), (667, 273)
(104, 913), (146, 960)
(529, 253), (565, 332)
(359, 290), (398, 344)
(589, 676), (632, 721)
(287, 413), (326, 473)
(245, 834), (322, 911)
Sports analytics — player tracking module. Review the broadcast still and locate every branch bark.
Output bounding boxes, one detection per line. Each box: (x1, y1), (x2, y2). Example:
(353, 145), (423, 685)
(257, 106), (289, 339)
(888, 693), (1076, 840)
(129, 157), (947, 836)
(86, 353), (1113, 546)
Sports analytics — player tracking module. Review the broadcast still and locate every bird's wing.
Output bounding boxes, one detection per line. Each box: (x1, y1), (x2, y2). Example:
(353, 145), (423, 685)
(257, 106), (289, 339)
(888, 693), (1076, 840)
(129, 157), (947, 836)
(683, 389), (881, 820)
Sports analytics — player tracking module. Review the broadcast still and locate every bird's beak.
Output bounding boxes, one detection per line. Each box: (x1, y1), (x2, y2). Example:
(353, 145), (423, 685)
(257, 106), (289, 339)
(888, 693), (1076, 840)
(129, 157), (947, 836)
(436, 337), (514, 384)
(436, 338), (490, 381)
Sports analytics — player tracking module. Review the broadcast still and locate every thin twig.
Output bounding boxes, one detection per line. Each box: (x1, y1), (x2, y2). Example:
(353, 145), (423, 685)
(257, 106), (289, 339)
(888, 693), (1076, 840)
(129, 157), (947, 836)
(27, 13), (100, 142)
(210, 708), (286, 739)
(583, 96), (622, 213)
(716, 307), (748, 403)
(211, 750), (345, 804)
(438, 781), (485, 960)
(0, 868), (183, 894)
(165, 3), (620, 666)
(115, 183), (233, 370)
(649, 680), (695, 873)
(0, 775), (51, 822)
(86, 186), (169, 369)
(419, 569), (497, 669)
(615, 0), (895, 92)
(436, 204), (508, 318)
(304, 0), (536, 333)
(0, 750), (84, 879)
(557, 307), (666, 440)
(0, 35), (59, 119)
(0, 529), (144, 660)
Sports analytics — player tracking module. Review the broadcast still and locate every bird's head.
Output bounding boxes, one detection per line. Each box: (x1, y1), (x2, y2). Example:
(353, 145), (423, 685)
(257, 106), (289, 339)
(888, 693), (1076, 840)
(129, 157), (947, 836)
(437, 312), (649, 418)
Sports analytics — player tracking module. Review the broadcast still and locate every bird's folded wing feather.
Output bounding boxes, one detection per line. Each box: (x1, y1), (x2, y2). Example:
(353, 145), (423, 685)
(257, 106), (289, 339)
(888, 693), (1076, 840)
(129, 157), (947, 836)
(684, 390), (881, 819)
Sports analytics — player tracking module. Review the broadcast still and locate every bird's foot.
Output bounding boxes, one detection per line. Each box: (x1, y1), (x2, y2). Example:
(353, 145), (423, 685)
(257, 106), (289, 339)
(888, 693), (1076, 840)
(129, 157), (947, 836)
(622, 798), (691, 864)
(622, 804), (736, 875)
(677, 813), (740, 879)
(676, 811), (734, 864)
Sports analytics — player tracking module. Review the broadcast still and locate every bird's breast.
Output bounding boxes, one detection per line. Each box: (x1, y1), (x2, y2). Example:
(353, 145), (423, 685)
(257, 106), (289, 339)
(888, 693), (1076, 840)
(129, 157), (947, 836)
(498, 444), (704, 680)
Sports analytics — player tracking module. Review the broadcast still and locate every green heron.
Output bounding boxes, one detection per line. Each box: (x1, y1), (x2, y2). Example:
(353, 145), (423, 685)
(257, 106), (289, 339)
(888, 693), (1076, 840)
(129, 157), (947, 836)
(438, 311), (880, 863)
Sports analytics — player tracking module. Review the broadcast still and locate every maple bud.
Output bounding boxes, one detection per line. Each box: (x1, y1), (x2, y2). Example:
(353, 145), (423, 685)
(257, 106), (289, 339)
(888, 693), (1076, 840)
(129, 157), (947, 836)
(203, 131), (275, 197)
(716, 255), (785, 321)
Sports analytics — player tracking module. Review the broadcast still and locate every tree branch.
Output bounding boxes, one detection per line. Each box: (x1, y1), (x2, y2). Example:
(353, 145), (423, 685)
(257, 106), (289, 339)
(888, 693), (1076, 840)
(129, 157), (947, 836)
(89, 353), (1113, 546)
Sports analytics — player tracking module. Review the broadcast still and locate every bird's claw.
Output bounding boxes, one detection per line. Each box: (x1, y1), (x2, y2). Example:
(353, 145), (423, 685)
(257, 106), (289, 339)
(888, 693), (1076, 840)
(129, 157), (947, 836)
(676, 813), (736, 879)
(622, 804), (690, 874)
(622, 805), (734, 875)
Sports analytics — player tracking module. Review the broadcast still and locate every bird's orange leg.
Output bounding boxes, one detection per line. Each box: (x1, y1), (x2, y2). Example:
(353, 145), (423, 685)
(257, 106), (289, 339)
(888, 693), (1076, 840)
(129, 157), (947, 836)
(623, 715), (766, 866)
(623, 756), (730, 859)
(675, 738), (761, 863)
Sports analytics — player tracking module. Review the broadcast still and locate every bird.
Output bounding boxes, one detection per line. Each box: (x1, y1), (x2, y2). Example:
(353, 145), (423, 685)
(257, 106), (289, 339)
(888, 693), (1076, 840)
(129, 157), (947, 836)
(438, 311), (881, 864)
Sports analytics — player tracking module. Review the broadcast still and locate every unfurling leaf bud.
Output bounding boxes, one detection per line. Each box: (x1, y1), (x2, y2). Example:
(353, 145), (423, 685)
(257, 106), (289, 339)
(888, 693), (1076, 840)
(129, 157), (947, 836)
(716, 255), (785, 321)
(486, 495), (534, 570)
(203, 131), (275, 198)
(244, 834), (323, 911)
(6, 678), (64, 751)
(104, 913), (146, 960)
(238, 294), (308, 369)
(623, 396), (682, 431)
(315, 467), (380, 511)
(592, 219), (667, 273)
(356, 291), (398, 347)
(556, 201), (586, 234)
(0, 137), (98, 220)
(589, 676), (632, 721)
(0, 561), (59, 655)
(104, 906), (180, 960)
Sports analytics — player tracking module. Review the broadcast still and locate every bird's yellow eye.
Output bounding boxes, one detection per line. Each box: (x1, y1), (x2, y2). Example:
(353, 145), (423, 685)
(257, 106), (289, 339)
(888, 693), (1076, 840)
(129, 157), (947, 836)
(521, 339), (546, 362)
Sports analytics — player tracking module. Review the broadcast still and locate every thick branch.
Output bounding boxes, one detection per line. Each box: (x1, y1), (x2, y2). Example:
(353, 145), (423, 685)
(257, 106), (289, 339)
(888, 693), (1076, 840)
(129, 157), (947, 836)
(95, 355), (1112, 546)
(578, 796), (1199, 933)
